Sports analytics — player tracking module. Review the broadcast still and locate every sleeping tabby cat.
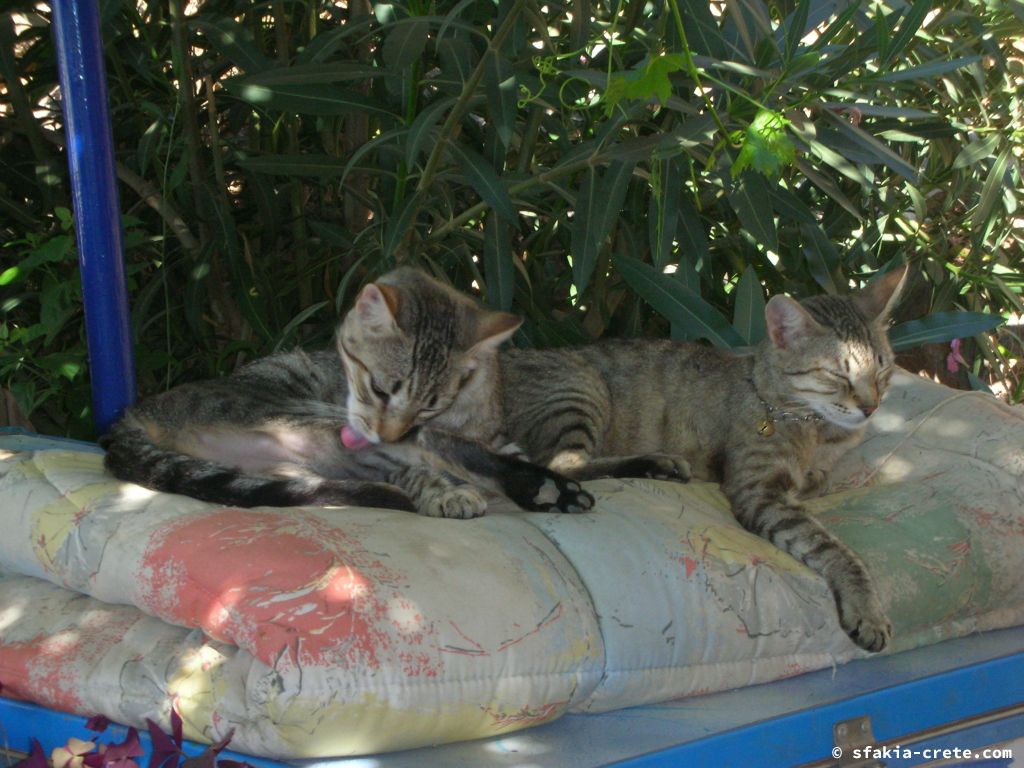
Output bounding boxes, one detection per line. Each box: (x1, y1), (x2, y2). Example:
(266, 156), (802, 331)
(102, 269), (594, 519)
(495, 265), (908, 652)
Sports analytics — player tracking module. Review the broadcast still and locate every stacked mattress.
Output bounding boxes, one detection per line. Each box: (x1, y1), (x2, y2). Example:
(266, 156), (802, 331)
(1, 370), (1022, 758)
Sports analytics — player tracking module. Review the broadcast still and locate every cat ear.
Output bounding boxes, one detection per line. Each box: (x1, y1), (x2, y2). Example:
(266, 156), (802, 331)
(856, 264), (908, 322)
(468, 311), (523, 357)
(354, 282), (401, 334)
(765, 295), (823, 350)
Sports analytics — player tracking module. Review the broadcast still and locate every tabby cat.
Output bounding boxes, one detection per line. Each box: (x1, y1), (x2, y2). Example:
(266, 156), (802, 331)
(494, 266), (909, 652)
(102, 269), (594, 519)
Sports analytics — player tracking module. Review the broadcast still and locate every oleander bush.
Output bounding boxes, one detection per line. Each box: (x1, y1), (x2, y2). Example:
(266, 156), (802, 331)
(1, 0), (1021, 439)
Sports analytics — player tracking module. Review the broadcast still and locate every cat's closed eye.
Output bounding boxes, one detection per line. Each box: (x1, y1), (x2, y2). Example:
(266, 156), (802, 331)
(369, 379), (390, 403)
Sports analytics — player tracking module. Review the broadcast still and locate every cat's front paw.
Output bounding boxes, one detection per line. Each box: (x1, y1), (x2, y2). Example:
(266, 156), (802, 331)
(839, 593), (892, 653)
(420, 486), (487, 520)
(620, 454), (692, 483)
(801, 468), (831, 497)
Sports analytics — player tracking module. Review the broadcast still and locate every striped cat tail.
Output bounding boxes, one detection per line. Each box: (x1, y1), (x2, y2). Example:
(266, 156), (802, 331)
(100, 421), (413, 511)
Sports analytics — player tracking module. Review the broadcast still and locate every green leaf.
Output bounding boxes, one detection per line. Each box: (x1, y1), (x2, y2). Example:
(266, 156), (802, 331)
(884, 0), (931, 64)
(769, 186), (816, 225)
(648, 157), (682, 270)
(483, 213), (515, 311)
(729, 172), (778, 253)
(382, 191), (423, 264)
(733, 266), (767, 345)
(613, 254), (745, 348)
(676, 196), (710, 266)
(383, 18), (430, 72)
(274, 301), (330, 352)
(889, 312), (1005, 351)
(877, 55), (981, 82)
(572, 160), (636, 296)
(800, 221), (840, 294)
(484, 53), (517, 150)
(821, 110), (917, 183)
(193, 18), (273, 74)
(783, 0), (811, 61)
(226, 82), (397, 118)
(967, 371), (993, 394)
(229, 62), (385, 87)
(679, 0), (728, 58)
(953, 135), (1001, 170)
(973, 146), (1012, 234)
(446, 142), (517, 222)
(406, 95), (462, 166)
(731, 109), (796, 179)
(237, 154), (347, 177)
(604, 54), (686, 115)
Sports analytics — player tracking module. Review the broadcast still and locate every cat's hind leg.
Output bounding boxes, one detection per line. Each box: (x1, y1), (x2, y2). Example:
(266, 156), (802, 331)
(413, 428), (594, 514)
(549, 451), (692, 483)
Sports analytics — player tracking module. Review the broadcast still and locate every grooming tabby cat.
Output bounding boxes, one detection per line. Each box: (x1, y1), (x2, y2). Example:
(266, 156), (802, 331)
(494, 265), (908, 653)
(102, 270), (597, 520)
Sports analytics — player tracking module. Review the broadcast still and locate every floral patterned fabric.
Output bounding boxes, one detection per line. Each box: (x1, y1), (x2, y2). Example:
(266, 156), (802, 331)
(0, 370), (1022, 757)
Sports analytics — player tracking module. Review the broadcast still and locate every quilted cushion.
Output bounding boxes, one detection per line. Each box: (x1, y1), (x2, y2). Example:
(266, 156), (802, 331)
(0, 370), (1022, 757)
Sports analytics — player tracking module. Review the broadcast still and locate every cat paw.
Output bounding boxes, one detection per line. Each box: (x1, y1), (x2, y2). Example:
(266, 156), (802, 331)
(801, 468), (831, 497)
(619, 454), (692, 482)
(503, 461), (595, 513)
(529, 475), (595, 514)
(839, 594), (892, 653)
(420, 486), (487, 520)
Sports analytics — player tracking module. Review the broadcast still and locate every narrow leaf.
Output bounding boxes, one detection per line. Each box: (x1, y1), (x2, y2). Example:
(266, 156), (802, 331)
(237, 154), (346, 177)
(733, 266), (767, 345)
(889, 311), (1005, 351)
(405, 95), (463, 166)
(226, 82), (397, 118)
(229, 62), (384, 87)
(821, 110), (917, 182)
(484, 53), (517, 149)
(972, 146), (1011, 234)
(572, 160), (636, 295)
(648, 157), (682, 269)
(483, 214), (515, 311)
(884, 0), (931, 64)
(383, 18), (430, 72)
(800, 221), (840, 294)
(877, 55), (981, 82)
(193, 19), (273, 73)
(677, 196), (710, 266)
(953, 135), (1001, 170)
(382, 191), (423, 264)
(446, 142), (517, 222)
(613, 254), (745, 348)
(729, 172), (778, 253)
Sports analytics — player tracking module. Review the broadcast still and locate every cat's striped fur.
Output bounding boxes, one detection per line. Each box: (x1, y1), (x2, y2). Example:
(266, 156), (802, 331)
(102, 269), (594, 519)
(497, 266), (908, 652)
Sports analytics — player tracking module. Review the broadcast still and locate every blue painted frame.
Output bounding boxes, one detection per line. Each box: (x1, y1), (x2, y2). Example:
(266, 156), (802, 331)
(51, 0), (136, 434)
(7, 1), (1019, 765)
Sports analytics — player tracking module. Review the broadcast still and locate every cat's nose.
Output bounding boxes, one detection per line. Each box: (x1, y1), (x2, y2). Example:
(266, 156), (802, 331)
(859, 404), (877, 418)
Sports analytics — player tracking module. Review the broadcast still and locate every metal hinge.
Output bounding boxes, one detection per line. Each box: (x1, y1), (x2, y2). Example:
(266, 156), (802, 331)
(832, 715), (884, 767)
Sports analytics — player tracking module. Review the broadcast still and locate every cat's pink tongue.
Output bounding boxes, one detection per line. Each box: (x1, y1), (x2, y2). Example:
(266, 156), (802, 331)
(341, 425), (370, 450)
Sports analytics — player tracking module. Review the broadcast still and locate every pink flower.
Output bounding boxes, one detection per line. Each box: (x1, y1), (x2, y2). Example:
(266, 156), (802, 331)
(946, 338), (967, 373)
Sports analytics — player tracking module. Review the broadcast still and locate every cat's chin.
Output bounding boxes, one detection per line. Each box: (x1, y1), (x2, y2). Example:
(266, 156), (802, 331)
(820, 411), (869, 430)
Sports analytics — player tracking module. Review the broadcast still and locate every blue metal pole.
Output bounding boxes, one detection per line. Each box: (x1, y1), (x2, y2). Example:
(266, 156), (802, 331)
(51, 0), (136, 435)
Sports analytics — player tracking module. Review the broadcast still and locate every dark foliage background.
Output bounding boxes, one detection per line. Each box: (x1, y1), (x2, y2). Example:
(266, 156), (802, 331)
(1, 0), (1022, 439)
